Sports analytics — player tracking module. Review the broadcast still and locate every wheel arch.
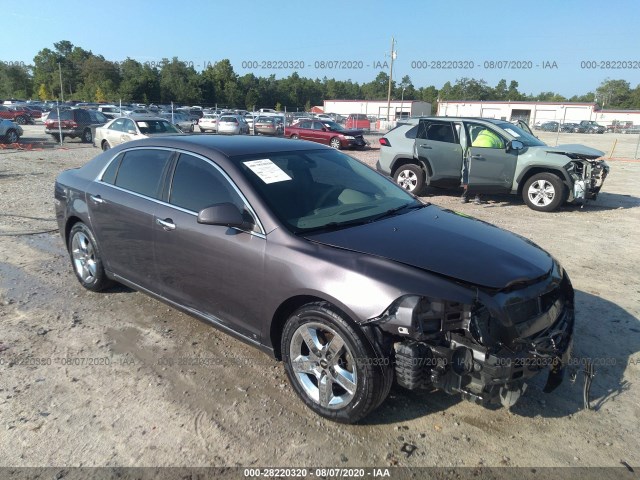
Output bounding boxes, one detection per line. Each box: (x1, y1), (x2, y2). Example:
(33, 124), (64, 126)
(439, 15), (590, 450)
(517, 166), (571, 196)
(64, 216), (84, 246)
(390, 155), (432, 179)
(269, 294), (360, 360)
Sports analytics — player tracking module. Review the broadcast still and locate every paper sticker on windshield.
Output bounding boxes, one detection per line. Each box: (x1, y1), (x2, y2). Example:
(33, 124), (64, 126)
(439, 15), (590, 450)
(504, 128), (520, 137)
(244, 159), (291, 184)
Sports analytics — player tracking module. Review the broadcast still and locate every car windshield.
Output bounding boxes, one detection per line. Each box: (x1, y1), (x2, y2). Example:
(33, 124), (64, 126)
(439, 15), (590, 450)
(234, 149), (421, 234)
(322, 121), (347, 132)
(135, 120), (180, 134)
(495, 121), (546, 147)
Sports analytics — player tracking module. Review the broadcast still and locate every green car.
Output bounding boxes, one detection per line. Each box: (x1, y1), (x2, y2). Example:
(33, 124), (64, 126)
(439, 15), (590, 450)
(377, 117), (609, 212)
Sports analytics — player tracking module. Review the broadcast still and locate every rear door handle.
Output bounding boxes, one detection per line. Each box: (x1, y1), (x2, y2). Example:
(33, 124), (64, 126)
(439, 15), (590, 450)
(419, 144), (432, 149)
(156, 218), (176, 231)
(89, 194), (104, 204)
(471, 155), (485, 160)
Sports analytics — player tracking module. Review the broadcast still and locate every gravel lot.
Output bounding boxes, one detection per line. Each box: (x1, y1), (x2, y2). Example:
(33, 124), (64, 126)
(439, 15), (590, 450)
(0, 126), (639, 470)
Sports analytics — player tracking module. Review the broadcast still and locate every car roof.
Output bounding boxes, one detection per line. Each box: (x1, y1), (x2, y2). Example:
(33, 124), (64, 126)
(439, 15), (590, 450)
(121, 133), (330, 158)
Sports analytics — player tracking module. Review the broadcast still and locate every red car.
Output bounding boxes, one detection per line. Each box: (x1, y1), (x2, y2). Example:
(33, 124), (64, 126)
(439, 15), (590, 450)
(285, 119), (367, 149)
(0, 105), (32, 125)
(345, 113), (370, 130)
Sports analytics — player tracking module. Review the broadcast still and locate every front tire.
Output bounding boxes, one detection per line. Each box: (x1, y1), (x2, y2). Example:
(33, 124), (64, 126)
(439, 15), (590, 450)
(68, 222), (113, 291)
(330, 137), (341, 149)
(393, 163), (425, 195)
(4, 129), (19, 144)
(522, 172), (565, 212)
(101, 141), (111, 151)
(281, 303), (388, 423)
(15, 116), (26, 125)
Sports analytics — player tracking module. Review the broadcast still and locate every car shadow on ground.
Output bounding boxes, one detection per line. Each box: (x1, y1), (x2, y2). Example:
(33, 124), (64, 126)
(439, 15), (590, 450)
(361, 290), (638, 425)
(421, 188), (640, 211)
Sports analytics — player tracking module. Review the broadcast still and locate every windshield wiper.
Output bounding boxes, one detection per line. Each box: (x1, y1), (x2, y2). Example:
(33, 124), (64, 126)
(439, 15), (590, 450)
(296, 218), (370, 235)
(369, 201), (429, 223)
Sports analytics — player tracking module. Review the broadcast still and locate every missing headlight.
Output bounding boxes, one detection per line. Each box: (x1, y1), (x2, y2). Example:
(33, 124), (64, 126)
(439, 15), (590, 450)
(367, 295), (473, 339)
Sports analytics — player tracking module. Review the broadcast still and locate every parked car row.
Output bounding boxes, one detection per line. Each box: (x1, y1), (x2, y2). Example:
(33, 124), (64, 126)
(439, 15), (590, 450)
(534, 120), (606, 133)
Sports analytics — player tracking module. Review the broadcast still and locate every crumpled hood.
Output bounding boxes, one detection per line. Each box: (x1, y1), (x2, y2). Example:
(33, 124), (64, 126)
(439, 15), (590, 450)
(545, 144), (604, 159)
(304, 206), (553, 290)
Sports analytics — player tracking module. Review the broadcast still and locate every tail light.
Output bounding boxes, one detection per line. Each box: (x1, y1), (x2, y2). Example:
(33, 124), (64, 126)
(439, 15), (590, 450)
(379, 137), (391, 147)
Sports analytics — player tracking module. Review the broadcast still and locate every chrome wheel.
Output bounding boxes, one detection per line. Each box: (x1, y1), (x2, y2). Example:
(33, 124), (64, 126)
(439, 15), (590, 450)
(330, 137), (341, 149)
(82, 129), (92, 143)
(71, 231), (97, 283)
(289, 322), (357, 410)
(527, 179), (555, 207)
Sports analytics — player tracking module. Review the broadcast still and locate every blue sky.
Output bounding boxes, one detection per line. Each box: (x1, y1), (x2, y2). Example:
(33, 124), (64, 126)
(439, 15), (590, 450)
(4, 0), (640, 97)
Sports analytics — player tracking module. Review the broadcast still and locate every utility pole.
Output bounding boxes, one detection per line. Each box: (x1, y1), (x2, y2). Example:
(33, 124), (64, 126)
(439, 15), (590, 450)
(58, 62), (64, 102)
(385, 37), (396, 130)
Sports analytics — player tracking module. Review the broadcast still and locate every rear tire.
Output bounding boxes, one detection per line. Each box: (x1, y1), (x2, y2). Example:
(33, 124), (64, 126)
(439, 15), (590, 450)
(522, 172), (565, 212)
(82, 128), (92, 143)
(291, 134), (299, 140)
(15, 116), (26, 125)
(68, 222), (113, 292)
(281, 302), (389, 423)
(393, 163), (425, 195)
(101, 141), (111, 151)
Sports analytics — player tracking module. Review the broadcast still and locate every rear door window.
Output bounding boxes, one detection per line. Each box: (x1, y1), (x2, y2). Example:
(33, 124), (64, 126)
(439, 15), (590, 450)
(114, 149), (173, 199)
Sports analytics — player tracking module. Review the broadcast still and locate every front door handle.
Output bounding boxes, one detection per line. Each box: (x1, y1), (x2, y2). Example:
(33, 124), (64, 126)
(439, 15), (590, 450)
(419, 144), (432, 149)
(471, 155), (485, 160)
(89, 194), (104, 204)
(156, 218), (176, 231)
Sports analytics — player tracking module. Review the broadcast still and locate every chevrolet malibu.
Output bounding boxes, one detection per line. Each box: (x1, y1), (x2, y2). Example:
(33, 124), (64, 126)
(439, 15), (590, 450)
(55, 136), (574, 423)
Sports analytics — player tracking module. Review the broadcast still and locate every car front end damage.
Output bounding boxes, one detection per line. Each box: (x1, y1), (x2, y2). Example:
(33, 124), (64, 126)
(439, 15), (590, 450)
(365, 262), (574, 408)
(564, 157), (609, 203)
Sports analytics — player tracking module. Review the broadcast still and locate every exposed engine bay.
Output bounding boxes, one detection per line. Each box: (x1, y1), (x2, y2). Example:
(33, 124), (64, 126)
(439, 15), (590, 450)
(368, 266), (575, 408)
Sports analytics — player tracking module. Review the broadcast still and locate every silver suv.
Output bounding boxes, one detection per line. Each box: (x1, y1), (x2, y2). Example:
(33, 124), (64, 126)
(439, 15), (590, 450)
(377, 117), (609, 212)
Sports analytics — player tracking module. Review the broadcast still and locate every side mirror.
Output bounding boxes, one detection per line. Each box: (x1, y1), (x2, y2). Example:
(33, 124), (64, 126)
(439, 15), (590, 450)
(508, 140), (524, 152)
(197, 203), (253, 230)
(127, 129), (137, 135)
(321, 127), (328, 132)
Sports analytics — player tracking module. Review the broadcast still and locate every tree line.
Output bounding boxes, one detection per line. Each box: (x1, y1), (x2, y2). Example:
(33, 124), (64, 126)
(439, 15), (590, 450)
(1, 40), (640, 111)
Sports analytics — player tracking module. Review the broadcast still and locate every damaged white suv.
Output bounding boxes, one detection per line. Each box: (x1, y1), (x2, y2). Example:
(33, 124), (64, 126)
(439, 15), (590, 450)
(377, 117), (609, 212)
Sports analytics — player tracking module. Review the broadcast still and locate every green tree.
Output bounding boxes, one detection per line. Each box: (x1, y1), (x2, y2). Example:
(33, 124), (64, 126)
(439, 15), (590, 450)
(119, 59), (160, 103)
(596, 79), (632, 109)
(159, 57), (201, 104)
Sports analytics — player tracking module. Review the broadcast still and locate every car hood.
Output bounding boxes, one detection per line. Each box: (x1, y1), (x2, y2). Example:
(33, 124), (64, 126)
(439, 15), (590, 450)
(333, 129), (364, 136)
(304, 206), (553, 290)
(544, 144), (604, 159)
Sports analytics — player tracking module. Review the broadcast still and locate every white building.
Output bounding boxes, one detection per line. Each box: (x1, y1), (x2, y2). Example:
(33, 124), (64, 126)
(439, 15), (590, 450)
(323, 100), (431, 120)
(437, 100), (604, 126)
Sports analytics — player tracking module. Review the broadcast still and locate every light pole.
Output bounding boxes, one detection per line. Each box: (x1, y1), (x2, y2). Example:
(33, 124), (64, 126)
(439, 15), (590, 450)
(400, 87), (406, 120)
(385, 37), (396, 129)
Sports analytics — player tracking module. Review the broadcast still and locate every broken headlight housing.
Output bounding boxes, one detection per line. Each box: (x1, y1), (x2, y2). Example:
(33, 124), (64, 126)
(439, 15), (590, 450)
(367, 295), (473, 339)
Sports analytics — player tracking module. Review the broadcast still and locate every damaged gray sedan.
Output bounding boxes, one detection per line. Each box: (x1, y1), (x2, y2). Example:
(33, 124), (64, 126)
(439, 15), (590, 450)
(55, 136), (574, 423)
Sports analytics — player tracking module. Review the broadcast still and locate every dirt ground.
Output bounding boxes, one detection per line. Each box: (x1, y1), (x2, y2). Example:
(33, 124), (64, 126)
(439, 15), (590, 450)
(0, 126), (639, 471)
